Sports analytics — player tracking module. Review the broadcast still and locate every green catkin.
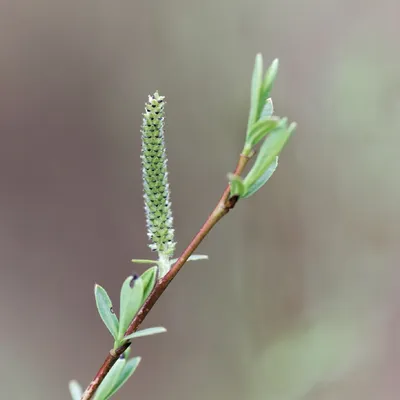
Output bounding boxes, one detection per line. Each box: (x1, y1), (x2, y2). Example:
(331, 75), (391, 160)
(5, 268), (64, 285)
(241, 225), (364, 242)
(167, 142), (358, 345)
(141, 92), (175, 277)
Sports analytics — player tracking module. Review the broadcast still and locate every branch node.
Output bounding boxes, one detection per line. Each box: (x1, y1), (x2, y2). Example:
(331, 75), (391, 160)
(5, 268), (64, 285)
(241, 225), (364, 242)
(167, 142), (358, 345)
(109, 349), (117, 358)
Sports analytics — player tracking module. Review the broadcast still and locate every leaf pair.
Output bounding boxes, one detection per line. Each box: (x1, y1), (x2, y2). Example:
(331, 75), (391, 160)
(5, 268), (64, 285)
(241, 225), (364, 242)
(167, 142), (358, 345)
(69, 357), (141, 400)
(92, 357), (141, 400)
(94, 266), (163, 348)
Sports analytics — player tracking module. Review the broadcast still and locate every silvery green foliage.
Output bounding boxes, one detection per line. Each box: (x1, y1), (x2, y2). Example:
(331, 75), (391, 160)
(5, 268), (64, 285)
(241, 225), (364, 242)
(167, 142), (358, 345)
(92, 357), (141, 400)
(141, 92), (175, 276)
(123, 326), (167, 341)
(117, 275), (144, 340)
(70, 268), (165, 400)
(70, 55), (291, 400)
(94, 284), (119, 340)
(229, 54), (296, 199)
(93, 267), (163, 348)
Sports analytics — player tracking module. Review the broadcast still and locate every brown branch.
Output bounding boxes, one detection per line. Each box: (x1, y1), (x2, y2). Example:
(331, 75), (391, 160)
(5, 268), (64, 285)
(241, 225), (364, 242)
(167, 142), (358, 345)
(81, 153), (250, 400)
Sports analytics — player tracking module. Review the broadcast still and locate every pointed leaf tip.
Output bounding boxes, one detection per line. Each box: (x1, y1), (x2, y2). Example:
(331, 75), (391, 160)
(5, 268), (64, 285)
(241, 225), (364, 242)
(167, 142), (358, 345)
(288, 122), (297, 133)
(260, 98), (274, 120)
(261, 58), (279, 101)
(247, 53), (264, 131)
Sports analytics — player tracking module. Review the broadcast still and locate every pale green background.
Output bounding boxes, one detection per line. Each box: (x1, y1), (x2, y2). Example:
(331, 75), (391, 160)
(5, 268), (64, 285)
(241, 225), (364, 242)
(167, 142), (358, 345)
(1, 1), (400, 399)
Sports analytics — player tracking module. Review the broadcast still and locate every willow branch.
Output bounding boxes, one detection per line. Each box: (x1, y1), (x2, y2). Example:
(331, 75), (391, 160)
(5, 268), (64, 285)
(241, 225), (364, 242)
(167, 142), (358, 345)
(81, 153), (250, 400)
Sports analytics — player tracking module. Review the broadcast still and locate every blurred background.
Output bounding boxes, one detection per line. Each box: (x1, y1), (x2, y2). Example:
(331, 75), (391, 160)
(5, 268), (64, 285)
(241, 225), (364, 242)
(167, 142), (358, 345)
(1, 0), (400, 399)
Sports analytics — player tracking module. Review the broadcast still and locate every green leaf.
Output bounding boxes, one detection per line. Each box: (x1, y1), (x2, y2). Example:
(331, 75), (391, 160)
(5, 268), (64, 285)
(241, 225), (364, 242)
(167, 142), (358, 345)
(253, 59), (279, 129)
(104, 357), (141, 400)
(94, 284), (119, 340)
(118, 276), (144, 340)
(260, 98), (274, 120)
(262, 59), (279, 100)
(228, 173), (246, 197)
(140, 266), (158, 303)
(242, 157), (279, 199)
(122, 327), (167, 341)
(131, 259), (158, 264)
(187, 254), (208, 261)
(245, 56), (281, 156)
(244, 122), (296, 189)
(246, 117), (280, 148)
(170, 254), (209, 264)
(69, 380), (83, 400)
(93, 358), (126, 400)
(247, 53), (263, 133)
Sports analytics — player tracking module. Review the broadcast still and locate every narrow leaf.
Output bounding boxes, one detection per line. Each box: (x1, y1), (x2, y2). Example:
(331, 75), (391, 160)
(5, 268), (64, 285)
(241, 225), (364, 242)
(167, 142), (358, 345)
(244, 122), (295, 189)
(123, 327), (167, 341)
(228, 173), (246, 197)
(140, 266), (158, 303)
(247, 53), (264, 133)
(94, 284), (119, 339)
(104, 357), (141, 400)
(254, 59), (279, 125)
(242, 157), (279, 199)
(170, 254), (209, 264)
(187, 254), (208, 261)
(262, 59), (279, 99)
(69, 380), (83, 400)
(131, 259), (158, 264)
(118, 276), (144, 340)
(246, 117), (280, 148)
(93, 358), (125, 400)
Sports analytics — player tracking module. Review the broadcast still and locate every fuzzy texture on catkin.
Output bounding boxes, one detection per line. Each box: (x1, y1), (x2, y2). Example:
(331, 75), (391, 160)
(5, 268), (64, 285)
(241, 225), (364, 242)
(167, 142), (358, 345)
(141, 92), (175, 260)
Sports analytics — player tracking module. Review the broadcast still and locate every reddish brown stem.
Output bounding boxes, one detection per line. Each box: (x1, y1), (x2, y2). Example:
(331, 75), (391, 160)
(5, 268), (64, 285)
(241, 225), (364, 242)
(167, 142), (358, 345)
(81, 154), (250, 400)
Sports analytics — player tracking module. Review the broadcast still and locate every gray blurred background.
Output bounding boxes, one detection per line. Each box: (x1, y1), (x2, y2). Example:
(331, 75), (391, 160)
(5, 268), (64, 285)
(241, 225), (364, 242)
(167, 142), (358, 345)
(1, 0), (400, 399)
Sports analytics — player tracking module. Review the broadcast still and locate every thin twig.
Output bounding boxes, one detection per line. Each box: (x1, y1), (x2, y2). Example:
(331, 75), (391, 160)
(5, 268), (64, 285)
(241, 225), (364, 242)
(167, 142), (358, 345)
(81, 153), (250, 400)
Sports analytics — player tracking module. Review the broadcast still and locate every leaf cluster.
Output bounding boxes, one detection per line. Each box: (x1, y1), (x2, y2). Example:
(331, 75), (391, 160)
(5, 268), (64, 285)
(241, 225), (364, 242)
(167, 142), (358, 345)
(229, 54), (296, 199)
(69, 267), (165, 400)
